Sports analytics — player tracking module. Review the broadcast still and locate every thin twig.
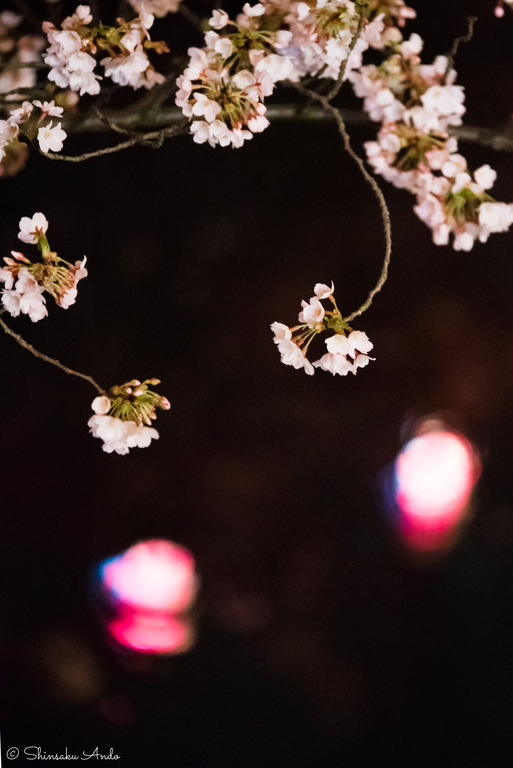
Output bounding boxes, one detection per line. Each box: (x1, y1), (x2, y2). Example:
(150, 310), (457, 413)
(41, 121), (188, 162)
(445, 15), (478, 78)
(291, 83), (392, 322)
(94, 106), (132, 136)
(325, 1), (367, 102)
(42, 136), (143, 162)
(93, 106), (167, 147)
(0, 315), (105, 394)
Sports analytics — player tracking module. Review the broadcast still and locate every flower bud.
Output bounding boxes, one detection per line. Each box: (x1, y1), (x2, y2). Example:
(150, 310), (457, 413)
(92, 395), (111, 415)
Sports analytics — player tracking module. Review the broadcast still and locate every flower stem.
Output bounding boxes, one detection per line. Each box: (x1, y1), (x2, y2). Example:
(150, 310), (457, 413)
(290, 83), (392, 323)
(0, 314), (105, 394)
(324, 1), (367, 103)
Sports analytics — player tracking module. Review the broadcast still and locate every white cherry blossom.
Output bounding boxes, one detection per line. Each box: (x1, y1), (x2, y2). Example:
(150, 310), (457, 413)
(298, 297), (325, 324)
(313, 352), (356, 376)
(37, 121), (67, 153)
(18, 212), (48, 244)
(346, 330), (374, 357)
(313, 282), (334, 299)
(88, 413), (160, 454)
(1, 268), (48, 322)
(270, 321), (292, 342)
(33, 100), (63, 118)
(210, 9), (230, 29)
(277, 340), (315, 375)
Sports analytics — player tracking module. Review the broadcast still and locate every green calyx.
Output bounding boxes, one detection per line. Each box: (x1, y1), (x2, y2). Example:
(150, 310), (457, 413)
(201, 81), (257, 129)
(89, 21), (169, 56)
(393, 130), (446, 172)
(443, 188), (494, 225)
(325, 315), (352, 333)
(225, 28), (275, 72)
(107, 379), (170, 426)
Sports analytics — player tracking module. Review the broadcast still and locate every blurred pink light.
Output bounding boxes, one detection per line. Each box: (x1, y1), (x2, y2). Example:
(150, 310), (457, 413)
(108, 613), (194, 654)
(394, 430), (478, 549)
(100, 540), (198, 614)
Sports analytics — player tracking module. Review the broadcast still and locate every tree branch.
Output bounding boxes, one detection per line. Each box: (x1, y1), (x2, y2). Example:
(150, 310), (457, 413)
(41, 121), (188, 162)
(0, 315), (105, 394)
(56, 104), (513, 153)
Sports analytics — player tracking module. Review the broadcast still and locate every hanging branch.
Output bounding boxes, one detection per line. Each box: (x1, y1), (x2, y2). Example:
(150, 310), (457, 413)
(292, 84), (392, 322)
(0, 314), (105, 394)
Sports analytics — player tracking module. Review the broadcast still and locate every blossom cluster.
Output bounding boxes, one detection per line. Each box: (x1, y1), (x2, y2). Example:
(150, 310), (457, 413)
(176, 5), (294, 147)
(176, 0), (414, 146)
(174, 0), (513, 249)
(349, 32), (513, 249)
(271, 282), (374, 376)
(43, 4), (167, 96)
(268, 0), (387, 82)
(0, 212), (87, 322)
(88, 380), (170, 454)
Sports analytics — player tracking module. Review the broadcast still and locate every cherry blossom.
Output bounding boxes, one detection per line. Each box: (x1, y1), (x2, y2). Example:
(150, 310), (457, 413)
(37, 121), (67, 153)
(271, 282), (374, 376)
(88, 414), (160, 455)
(314, 282), (335, 299)
(298, 297), (325, 325)
(32, 101), (64, 118)
(18, 213), (48, 244)
(0, 214), (88, 320)
(43, 5), (167, 96)
(1, 268), (48, 322)
(176, 11), (293, 147)
(88, 380), (170, 455)
(0, 118), (19, 161)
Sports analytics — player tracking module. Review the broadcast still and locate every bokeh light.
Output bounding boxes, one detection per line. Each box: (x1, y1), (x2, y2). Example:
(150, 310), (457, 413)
(390, 423), (480, 553)
(96, 539), (198, 655)
(107, 612), (195, 654)
(100, 539), (198, 614)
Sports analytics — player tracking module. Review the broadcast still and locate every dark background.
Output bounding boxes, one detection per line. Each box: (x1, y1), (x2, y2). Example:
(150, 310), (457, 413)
(3, 0), (513, 765)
